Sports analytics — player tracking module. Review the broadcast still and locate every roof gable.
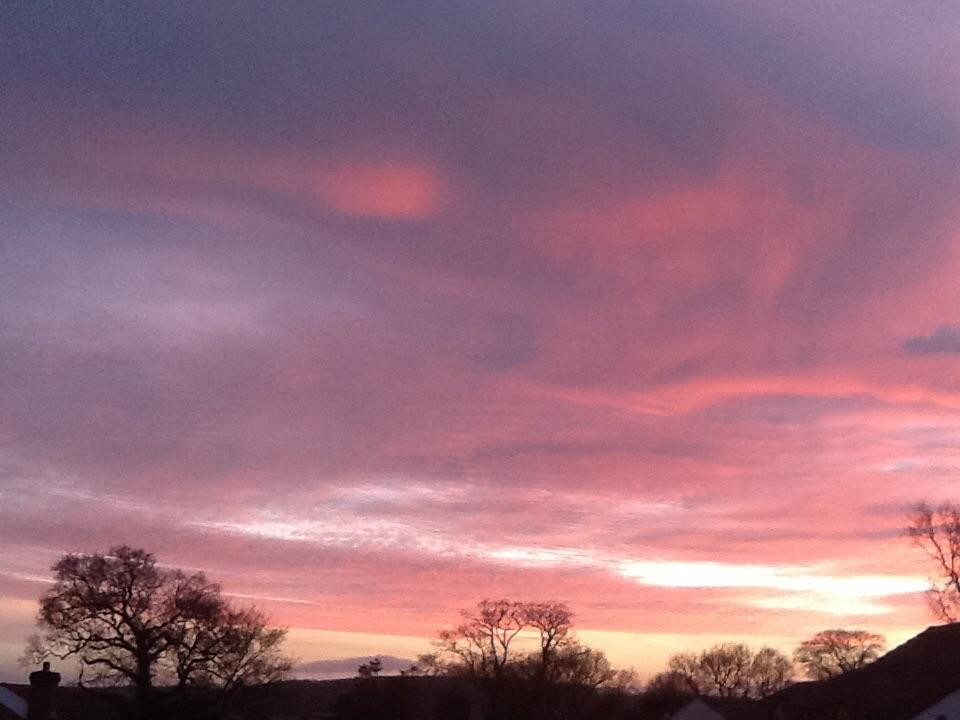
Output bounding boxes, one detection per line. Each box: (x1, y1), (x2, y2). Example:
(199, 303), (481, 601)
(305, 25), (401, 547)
(0, 686), (27, 720)
(673, 698), (728, 720)
(911, 687), (960, 720)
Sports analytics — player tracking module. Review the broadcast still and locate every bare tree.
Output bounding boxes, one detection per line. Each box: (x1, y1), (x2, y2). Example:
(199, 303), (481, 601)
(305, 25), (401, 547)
(27, 546), (290, 720)
(521, 601), (574, 681)
(667, 643), (792, 699)
(551, 643), (634, 690)
(435, 599), (526, 680)
(643, 670), (699, 716)
(749, 647), (793, 697)
(427, 599), (632, 720)
(646, 670), (699, 697)
(793, 629), (885, 680)
(544, 643), (637, 720)
(189, 606), (288, 691)
(699, 644), (752, 698)
(908, 501), (960, 621)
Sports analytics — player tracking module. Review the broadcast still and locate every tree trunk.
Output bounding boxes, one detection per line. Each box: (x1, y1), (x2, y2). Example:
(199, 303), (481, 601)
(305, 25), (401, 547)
(135, 653), (154, 720)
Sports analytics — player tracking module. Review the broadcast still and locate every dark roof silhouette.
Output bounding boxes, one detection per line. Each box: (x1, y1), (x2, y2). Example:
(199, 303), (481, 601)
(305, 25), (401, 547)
(753, 623), (960, 720)
(700, 696), (763, 717)
(0, 684), (123, 720)
(0, 686), (27, 720)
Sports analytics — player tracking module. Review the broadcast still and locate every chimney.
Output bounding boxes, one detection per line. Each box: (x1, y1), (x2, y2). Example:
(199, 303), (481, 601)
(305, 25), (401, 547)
(27, 662), (60, 720)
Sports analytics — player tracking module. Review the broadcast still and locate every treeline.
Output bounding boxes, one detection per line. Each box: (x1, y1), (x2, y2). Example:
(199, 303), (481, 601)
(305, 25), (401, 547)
(640, 629), (885, 716)
(336, 600), (890, 720)
(336, 599), (638, 720)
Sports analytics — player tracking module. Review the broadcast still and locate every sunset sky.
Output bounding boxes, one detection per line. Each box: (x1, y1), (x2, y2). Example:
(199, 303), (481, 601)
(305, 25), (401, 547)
(2, 1), (960, 682)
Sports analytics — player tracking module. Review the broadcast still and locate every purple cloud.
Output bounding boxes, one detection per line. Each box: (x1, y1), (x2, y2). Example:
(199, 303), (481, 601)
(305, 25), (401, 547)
(905, 326), (960, 355)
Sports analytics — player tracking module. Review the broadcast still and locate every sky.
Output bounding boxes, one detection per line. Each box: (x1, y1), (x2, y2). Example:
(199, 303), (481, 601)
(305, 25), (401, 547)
(2, 0), (960, 682)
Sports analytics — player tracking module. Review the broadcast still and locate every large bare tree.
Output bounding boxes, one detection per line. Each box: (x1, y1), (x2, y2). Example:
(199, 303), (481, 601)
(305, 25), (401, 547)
(793, 629), (885, 680)
(430, 600), (581, 681)
(908, 501), (960, 621)
(26, 546), (290, 720)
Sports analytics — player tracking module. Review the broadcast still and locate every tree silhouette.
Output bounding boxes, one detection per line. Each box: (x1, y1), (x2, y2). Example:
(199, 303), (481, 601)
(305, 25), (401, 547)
(26, 546), (290, 720)
(793, 629), (885, 680)
(749, 646), (794, 698)
(357, 657), (382, 679)
(521, 601), (574, 682)
(908, 502), (960, 621)
(667, 643), (792, 699)
(422, 599), (636, 720)
(642, 671), (699, 717)
(436, 599), (526, 681)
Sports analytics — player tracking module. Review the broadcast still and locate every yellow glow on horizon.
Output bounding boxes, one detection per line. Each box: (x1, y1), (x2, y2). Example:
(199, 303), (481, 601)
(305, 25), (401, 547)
(278, 625), (929, 681)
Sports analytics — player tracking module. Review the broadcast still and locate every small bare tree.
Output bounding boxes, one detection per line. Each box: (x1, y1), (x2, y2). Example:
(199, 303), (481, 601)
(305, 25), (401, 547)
(793, 629), (885, 680)
(908, 502), (960, 621)
(357, 657), (382, 679)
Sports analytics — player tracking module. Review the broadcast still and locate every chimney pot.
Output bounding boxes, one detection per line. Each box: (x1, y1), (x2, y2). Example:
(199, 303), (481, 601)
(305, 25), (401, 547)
(27, 663), (60, 720)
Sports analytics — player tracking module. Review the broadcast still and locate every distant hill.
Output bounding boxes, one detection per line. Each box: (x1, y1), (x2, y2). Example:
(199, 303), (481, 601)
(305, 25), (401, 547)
(294, 655), (416, 679)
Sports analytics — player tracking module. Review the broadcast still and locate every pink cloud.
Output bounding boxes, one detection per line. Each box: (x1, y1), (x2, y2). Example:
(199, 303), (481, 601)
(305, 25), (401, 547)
(315, 162), (440, 219)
